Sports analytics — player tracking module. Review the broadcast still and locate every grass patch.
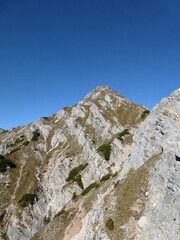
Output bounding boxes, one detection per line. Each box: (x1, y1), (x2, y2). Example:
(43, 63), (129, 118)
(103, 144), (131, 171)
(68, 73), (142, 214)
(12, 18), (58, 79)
(97, 144), (111, 160)
(15, 138), (24, 144)
(100, 173), (111, 182)
(1, 233), (6, 239)
(117, 129), (129, 140)
(45, 217), (50, 224)
(32, 129), (40, 141)
(112, 172), (118, 177)
(114, 181), (119, 188)
(66, 163), (88, 182)
(97, 97), (146, 128)
(73, 175), (84, 189)
(23, 141), (29, 146)
(10, 147), (20, 154)
(0, 155), (16, 172)
(117, 129), (133, 145)
(81, 182), (99, 196)
(55, 209), (65, 218)
(141, 110), (150, 119)
(105, 218), (114, 231)
(105, 152), (163, 239)
(72, 192), (77, 200)
(0, 212), (5, 221)
(18, 193), (36, 207)
(31, 208), (77, 240)
(9, 136), (24, 148)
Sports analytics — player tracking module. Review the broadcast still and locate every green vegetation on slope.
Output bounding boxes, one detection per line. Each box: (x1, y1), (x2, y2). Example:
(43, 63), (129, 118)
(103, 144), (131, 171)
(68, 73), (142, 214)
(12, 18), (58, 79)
(81, 182), (99, 196)
(100, 173), (111, 182)
(116, 128), (133, 145)
(10, 147), (20, 154)
(23, 141), (29, 146)
(0, 212), (5, 222)
(31, 208), (77, 240)
(117, 129), (129, 140)
(72, 192), (77, 200)
(32, 130), (40, 141)
(18, 193), (36, 207)
(66, 163), (88, 182)
(105, 218), (114, 231)
(45, 217), (50, 224)
(66, 163), (88, 189)
(104, 152), (162, 239)
(55, 209), (65, 218)
(73, 175), (84, 189)
(141, 110), (150, 119)
(0, 155), (16, 172)
(14, 138), (24, 144)
(97, 143), (111, 160)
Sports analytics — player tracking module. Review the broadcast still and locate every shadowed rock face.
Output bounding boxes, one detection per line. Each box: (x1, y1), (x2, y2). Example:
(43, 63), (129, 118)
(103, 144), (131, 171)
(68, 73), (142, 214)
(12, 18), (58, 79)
(0, 86), (180, 240)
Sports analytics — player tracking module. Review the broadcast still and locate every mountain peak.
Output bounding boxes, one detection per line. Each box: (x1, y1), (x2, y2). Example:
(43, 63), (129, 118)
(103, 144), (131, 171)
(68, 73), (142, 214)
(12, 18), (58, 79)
(83, 85), (128, 104)
(0, 87), (179, 240)
(95, 85), (111, 91)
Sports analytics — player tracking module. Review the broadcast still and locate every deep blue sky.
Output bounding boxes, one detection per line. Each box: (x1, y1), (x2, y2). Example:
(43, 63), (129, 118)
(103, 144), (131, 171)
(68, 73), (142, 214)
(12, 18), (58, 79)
(0, 0), (180, 130)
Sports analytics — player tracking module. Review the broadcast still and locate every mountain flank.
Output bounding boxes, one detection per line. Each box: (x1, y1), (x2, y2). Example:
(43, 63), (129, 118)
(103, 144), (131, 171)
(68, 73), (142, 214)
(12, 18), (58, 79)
(0, 86), (180, 240)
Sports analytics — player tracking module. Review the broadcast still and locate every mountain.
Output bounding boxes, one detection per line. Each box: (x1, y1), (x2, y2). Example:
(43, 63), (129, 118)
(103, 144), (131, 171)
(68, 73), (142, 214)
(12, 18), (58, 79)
(0, 85), (180, 240)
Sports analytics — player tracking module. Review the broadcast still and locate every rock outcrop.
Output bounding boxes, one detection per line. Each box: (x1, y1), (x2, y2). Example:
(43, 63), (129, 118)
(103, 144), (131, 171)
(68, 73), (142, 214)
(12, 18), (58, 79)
(0, 86), (179, 240)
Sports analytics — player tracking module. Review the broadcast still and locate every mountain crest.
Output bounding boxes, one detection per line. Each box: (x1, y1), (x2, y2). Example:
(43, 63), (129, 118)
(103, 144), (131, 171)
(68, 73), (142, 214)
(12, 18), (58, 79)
(0, 87), (179, 240)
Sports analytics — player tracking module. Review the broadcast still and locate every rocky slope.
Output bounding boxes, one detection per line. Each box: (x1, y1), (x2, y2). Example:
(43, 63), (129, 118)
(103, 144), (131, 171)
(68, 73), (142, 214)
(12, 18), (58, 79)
(0, 86), (180, 240)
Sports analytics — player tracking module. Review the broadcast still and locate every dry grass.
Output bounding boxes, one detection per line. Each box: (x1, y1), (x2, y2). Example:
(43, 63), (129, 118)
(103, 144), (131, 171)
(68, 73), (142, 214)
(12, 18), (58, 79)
(104, 152), (162, 239)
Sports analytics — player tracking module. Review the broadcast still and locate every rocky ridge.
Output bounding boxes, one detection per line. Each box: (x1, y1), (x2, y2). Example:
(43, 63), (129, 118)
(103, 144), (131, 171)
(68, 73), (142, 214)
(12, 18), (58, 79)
(0, 86), (180, 240)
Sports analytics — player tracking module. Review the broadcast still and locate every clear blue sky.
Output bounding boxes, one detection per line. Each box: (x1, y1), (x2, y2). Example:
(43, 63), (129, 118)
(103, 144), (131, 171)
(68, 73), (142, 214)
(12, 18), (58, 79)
(0, 0), (180, 130)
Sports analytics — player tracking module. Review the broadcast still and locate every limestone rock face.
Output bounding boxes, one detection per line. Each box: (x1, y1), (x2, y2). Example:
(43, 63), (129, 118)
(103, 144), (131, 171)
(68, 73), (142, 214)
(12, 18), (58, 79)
(0, 86), (180, 240)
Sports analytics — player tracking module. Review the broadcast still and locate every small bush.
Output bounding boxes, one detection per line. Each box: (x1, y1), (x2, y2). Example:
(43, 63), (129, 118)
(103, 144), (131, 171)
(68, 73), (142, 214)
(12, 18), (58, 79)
(10, 147), (20, 154)
(73, 175), (84, 189)
(23, 141), (29, 146)
(97, 144), (111, 160)
(117, 129), (129, 140)
(141, 110), (150, 119)
(144, 110), (150, 114)
(114, 181), (119, 188)
(0, 168), (6, 172)
(32, 130), (40, 141)
(15, 138), (24, 144)
(18, 193), (36, 207)
(105, 218), (114, 231)
(0, 156), (16, 172)
(100, 173), (111, 182)
(72, 192), (77, 200)
(66, 163), (88, 182)
(45, 217), (50, 224)
(112, 171), (118, 177)
(1, 233), (6, 238)
(0, 212), (5, 221)
(81, 182), (99, 196)
(55, 209), (65, 218)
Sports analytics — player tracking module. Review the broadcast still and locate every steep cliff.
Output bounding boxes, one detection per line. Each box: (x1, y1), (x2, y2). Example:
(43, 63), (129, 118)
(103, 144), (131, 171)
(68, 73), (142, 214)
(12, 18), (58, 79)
(0, 86), (179, 240)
